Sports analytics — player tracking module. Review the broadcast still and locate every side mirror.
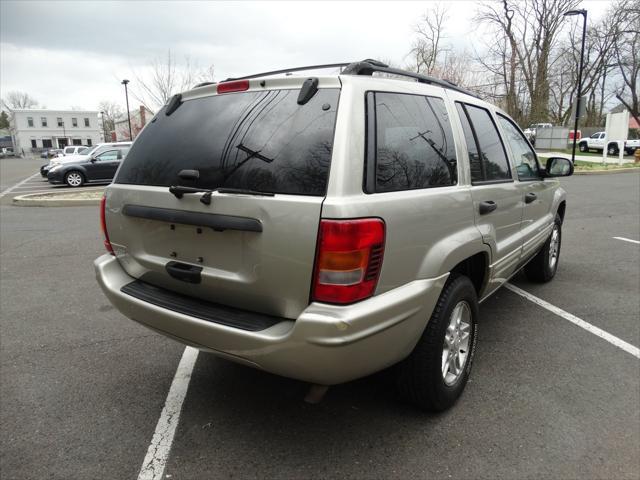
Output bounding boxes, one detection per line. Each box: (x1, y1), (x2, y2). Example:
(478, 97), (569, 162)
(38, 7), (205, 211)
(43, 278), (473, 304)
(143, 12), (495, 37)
(90, 156), (97, 162)
(543, 157), (573, 177)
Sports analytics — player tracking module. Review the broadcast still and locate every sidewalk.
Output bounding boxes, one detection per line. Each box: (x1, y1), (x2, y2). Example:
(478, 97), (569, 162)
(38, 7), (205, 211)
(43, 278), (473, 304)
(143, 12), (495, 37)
(537, 151), (635, 164)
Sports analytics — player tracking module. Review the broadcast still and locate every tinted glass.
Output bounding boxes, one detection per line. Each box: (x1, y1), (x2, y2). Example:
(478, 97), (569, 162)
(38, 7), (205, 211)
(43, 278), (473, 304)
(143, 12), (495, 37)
(497, 115), (539, 180)
(455, 103), (483, 182)
(464, 104), (511, 181)
(116, 89), (339, 196)
(372, 93), (456, 192)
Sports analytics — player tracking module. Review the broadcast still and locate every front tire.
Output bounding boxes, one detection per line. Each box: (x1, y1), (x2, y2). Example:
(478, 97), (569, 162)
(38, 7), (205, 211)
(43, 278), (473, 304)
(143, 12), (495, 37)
(524, 214), (562, 283)
(64, 171), (84, 188)
(396, 275), (478, 412)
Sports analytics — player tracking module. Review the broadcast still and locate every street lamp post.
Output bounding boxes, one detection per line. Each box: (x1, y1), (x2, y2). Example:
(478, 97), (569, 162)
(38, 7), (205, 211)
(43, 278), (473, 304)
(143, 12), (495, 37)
(100, 111), (108, 142)
(121, 79), (133, 141)
(564, 8), (587, 164)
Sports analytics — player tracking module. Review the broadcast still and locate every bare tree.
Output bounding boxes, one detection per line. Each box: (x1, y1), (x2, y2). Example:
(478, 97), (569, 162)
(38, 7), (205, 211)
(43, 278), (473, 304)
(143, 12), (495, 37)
(611, 0), (640, 126)
(131, 50), (215, 111)
(408, 4), (450, 75)
(98, 100), (124, 135)
(476, 0), (580, 124)
(2, 91), (39, 110)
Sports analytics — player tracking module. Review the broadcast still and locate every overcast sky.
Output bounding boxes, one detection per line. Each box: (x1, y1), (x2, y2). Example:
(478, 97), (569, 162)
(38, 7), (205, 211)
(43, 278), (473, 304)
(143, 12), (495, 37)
(1, 0), (610, 112)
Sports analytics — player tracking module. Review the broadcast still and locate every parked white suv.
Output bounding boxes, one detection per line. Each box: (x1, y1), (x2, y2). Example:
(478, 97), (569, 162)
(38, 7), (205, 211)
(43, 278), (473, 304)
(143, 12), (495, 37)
(63, 145), (89, 156)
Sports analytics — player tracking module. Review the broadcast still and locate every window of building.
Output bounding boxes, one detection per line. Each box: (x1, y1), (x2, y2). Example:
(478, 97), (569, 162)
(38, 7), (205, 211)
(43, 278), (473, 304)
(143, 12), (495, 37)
(84, 118), (90, 127)
(72, 139), (82, 145)
(497, 114), (540, 181)
(27, 117), (34, 127)
(57, 117), (63, 127)
(42, 139), (53, 148)
(455, 102), (511, 183)
(41, 117), (48, 127)
(365, 92), (457, 193)
(87, 139), (92, 146)
(31, 139), (37, 148)
(72, 118), (78, 127)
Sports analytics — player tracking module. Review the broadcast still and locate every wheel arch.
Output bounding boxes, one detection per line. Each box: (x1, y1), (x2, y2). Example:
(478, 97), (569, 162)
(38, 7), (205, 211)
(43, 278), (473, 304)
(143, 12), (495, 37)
(449, 252), (489, 298)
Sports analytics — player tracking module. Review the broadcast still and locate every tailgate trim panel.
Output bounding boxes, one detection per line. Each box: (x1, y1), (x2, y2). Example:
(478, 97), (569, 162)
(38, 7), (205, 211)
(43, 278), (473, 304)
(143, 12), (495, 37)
(122, 204), (263, 232)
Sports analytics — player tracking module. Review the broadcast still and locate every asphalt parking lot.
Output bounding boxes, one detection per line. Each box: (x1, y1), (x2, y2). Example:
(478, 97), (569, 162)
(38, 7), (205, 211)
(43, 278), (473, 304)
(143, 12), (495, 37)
(1, 157), (639, 479)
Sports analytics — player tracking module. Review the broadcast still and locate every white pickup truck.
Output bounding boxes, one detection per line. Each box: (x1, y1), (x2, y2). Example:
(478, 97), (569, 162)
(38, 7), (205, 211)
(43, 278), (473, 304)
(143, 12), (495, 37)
(579, 131), (640, 155)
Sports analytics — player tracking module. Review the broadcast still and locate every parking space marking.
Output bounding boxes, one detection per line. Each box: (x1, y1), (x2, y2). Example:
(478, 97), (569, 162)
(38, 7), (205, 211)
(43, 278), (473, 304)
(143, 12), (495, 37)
(0, 173), (40, 199)
(138, 346), (199, 480)
(505, 283), (640, 359)
(613, 236), (640, 245)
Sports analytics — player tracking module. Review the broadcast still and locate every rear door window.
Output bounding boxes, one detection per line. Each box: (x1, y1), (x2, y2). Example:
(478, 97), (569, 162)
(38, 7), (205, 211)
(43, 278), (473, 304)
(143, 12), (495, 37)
(366, 92), (457, 193)
(455, 102), (512, 183)
(116, 89), (340, 196)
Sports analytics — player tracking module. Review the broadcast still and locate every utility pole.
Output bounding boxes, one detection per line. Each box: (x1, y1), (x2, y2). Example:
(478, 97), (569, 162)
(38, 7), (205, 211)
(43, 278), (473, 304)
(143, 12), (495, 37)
(564, 9), (588, 164)
(121, 79), (133, 140)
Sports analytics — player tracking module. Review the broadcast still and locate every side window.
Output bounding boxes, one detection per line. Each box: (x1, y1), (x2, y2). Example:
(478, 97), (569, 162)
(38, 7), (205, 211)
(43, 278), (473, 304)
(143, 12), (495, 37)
(455, 103), (483, 182)
(497, 114), (540, 180)
(367, 92), (457, 193)
(456, 102), (511, 183)
(96, 150), (118, 162)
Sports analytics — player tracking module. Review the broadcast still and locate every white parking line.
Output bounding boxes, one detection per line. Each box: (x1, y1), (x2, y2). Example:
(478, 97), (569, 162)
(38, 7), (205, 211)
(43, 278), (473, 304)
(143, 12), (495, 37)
(613, 236), (640, 245)
(0, 173), (40, 199)
(505, 283), (640, 359)
(138, 346), (199, 480)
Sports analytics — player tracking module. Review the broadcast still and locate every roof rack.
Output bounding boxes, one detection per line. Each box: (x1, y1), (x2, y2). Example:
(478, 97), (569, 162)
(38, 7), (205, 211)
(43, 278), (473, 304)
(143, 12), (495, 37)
(217, 58), (478, 98)
(341, 60), (479, 98)
(223, 63), (351, 82)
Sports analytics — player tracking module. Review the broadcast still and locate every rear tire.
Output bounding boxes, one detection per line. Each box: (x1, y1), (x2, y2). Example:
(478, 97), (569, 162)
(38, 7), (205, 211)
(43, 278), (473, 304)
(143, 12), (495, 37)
(396, 274), (478, 412)
(579, 142), (588, 152)
(524, 214), (562, 283)
(607, 144), (618, 156)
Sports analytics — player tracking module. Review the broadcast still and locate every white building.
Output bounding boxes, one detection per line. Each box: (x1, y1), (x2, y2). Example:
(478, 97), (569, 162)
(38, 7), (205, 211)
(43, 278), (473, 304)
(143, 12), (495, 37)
(9, 109), (104, 154)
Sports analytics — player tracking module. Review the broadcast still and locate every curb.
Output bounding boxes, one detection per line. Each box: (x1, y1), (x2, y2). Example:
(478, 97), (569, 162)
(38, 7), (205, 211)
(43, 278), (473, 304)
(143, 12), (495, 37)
(573, 168), (640, 175)
(12, 191), (103, 207)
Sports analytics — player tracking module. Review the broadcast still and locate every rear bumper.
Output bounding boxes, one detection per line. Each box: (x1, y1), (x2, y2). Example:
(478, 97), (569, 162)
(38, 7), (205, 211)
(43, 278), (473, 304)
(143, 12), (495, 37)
(95, 254), (447, 385)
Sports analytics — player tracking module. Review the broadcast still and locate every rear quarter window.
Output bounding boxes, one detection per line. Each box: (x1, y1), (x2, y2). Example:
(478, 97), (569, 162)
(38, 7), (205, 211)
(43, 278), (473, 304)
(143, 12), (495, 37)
(116, 89), (340, 196)
(365, 92), (457, 193)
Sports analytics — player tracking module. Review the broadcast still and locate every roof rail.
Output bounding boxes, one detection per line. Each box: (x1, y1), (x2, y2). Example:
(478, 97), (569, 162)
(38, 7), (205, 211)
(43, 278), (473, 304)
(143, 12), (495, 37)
(223, 62), (351, 82)
(342, 60), (479, 98)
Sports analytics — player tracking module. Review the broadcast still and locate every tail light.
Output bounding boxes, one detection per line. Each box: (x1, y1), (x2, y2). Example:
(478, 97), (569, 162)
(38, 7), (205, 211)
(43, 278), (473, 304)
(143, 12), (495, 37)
(312, 218), (385, 304)
(217, 80), (250, 94)
(100, 195), (115, 255)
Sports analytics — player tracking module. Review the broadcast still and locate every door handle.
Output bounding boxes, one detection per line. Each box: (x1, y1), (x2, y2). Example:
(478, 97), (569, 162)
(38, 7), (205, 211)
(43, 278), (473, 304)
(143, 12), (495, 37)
(525, 192), (537, 204)
(165, 261), (202, 284)
(479, 201), (497, 215)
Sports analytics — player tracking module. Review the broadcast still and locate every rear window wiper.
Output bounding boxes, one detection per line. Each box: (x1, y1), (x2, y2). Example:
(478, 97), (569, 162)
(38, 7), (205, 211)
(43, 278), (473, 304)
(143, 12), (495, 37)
(169, 185), (275, 205)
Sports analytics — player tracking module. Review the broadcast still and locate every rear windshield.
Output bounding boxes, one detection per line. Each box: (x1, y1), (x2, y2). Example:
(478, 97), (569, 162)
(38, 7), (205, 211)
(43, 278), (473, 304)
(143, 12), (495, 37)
(115, 88), (340, 196)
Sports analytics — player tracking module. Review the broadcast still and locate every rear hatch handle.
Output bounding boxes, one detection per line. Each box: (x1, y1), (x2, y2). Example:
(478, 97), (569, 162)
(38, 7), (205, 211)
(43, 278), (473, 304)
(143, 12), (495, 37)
(165, 261), (202, 284)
